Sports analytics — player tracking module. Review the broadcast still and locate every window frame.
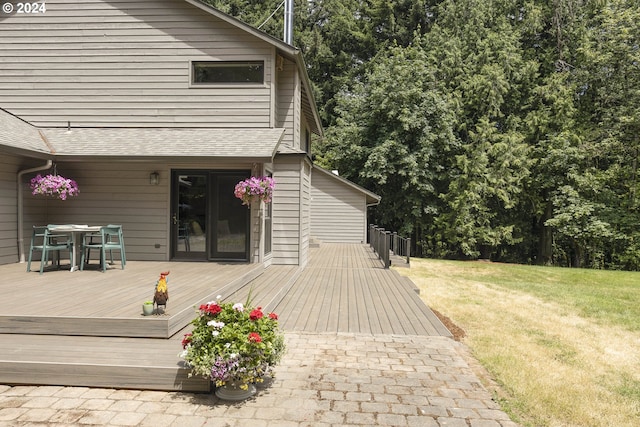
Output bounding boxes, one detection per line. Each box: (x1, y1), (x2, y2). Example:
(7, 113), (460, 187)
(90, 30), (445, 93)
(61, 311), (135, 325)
(189, 60), (266, 87)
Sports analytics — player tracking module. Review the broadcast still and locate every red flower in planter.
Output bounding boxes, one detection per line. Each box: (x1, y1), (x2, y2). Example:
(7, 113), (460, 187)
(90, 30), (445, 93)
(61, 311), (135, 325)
(268, 312), (279, 320)
(250, 307), (264, 320)
(248, 332), (262, 343)
(200, 303), (222, 316)
(181, 296), (285, 388)
(181, 333), (193, 349)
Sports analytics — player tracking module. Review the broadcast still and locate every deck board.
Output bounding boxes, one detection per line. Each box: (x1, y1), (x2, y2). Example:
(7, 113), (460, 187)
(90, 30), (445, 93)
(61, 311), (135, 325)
(272, 244), (451, 337)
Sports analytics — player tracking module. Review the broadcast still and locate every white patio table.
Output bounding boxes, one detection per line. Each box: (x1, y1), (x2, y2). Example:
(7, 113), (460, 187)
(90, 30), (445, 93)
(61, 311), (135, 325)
(47, 224), (102, 272)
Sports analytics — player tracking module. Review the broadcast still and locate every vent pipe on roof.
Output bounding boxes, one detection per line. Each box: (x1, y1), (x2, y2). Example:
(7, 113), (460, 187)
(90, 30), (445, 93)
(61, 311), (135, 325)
(284, 0), (293, 45)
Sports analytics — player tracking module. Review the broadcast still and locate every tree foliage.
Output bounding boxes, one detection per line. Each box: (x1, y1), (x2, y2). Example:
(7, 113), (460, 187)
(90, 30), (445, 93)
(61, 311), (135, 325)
(212, 0), (640, 269)
(322, 42), (457, 240)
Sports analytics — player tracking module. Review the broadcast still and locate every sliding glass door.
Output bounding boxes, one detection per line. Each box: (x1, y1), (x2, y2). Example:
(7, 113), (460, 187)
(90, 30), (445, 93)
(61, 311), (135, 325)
(171, 170), (250, 261)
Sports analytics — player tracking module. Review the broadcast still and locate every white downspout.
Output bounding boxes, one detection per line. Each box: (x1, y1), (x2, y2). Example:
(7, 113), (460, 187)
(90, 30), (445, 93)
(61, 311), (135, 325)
(17, 159), (52, 262)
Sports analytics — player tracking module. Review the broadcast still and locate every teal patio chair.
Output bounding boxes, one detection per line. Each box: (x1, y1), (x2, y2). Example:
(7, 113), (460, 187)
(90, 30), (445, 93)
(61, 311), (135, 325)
(26, 225), (73, 274)
(80, 225), (126, 272)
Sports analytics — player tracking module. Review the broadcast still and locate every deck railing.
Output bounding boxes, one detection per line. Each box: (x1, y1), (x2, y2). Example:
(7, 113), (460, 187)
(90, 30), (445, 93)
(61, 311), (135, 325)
(369, 225), (411, 268)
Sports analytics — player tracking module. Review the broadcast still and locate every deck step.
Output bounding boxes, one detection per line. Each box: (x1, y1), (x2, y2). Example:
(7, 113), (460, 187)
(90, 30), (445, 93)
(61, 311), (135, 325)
(309, 236), (322, 248)
(0, 332), (209, 392)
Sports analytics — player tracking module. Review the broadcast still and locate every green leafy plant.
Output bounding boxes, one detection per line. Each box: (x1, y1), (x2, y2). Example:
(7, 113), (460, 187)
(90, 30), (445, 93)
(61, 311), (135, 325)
(180, 296), (285, 389)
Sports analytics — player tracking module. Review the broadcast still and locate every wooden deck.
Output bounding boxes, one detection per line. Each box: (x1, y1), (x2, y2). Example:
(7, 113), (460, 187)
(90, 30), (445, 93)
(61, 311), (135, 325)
(0, 260), (265, 338)
(270, 244), (449, 336)
(0, 244), (450, 391)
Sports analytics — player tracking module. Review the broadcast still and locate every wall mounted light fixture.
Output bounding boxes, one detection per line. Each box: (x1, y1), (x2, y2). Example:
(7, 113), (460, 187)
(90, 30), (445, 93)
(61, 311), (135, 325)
(150, 171), (160, 185)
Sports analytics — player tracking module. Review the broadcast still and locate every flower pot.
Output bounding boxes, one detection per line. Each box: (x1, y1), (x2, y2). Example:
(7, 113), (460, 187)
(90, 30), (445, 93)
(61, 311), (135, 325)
(142, 304), (154, 316)
(215, 382), (256, 401)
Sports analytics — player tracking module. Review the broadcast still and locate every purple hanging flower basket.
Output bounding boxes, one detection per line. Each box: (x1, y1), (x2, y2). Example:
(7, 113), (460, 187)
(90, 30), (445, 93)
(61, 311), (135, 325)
(233, 176), (275, 206)
(30, 174), (80, 201)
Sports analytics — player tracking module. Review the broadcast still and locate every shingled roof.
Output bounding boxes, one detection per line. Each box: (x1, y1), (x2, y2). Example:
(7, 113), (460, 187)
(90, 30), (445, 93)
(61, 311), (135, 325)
(1, 108), (285, 161)
(0, 108), (51, 156)
(44, 127), (285, 161)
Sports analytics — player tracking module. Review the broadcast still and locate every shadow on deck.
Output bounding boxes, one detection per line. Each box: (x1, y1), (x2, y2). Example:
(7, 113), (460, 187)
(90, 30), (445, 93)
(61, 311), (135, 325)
(0, 244), (450, 391)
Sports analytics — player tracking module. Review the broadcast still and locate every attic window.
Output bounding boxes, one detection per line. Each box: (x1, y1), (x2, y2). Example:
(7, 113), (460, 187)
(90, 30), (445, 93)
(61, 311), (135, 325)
(192, 61), (264, 84)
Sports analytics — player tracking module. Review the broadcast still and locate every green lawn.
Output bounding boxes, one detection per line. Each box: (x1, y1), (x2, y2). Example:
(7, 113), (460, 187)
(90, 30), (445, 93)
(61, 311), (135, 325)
(401, 259), (640, 427)
(437, 261), (640, 331)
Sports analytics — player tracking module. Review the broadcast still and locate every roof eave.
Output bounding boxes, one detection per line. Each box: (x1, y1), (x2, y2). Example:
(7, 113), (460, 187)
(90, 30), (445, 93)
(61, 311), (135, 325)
(50, 154), (277, 163)
(0, 145), (51, 160)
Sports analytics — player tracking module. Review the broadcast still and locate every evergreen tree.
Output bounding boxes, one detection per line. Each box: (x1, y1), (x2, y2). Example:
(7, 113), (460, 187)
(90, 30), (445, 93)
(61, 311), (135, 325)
(320, 41), (457, 248)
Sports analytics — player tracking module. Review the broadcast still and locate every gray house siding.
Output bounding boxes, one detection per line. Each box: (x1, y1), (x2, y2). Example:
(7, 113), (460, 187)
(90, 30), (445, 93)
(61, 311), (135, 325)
(299, 160), (311, 266)
(0, 154), (52, 265)
(293, 73), (302, 151)
(0, 0), (274, 128)
(311, 171), (368, 243)
(0, 154), (20, 264)
(276, 58), (295, 149)
(21, 162), (168, 261)
(271, 156), (302, 265)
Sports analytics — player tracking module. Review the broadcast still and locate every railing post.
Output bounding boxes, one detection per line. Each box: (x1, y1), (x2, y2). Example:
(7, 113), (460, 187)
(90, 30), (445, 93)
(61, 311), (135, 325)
(391, 232), (397, 255)
(373, 226), (379, 254)
(383, 231), (391, 268)
(371, 226), (375, 250)
(372, 227), (376, 252)
(406, 237), (411, 265)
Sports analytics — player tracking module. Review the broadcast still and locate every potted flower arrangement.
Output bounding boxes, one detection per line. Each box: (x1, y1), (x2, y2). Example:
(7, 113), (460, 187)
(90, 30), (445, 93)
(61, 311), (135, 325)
(30, 174), (79, 200)
(234, 176), (275, 206)
(180, 296), (285, 401)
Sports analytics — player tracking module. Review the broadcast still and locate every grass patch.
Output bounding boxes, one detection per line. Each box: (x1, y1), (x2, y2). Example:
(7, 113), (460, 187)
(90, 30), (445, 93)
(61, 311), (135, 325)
(428, 261), (640, 331)
(400, 259), (640, 427)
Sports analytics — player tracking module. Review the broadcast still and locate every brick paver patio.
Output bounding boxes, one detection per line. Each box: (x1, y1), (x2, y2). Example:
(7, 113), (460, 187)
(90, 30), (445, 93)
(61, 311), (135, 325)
(0, 332), (519, 427)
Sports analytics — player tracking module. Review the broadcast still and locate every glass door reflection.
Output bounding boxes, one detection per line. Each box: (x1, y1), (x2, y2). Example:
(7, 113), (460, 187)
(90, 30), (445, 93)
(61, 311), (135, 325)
(211, 173), (250, 260)
(173, 173), (207, 260)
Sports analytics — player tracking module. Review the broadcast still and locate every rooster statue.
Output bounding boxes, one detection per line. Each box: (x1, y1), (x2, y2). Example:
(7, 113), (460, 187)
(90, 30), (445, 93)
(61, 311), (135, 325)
(153, 271), (170, 314)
